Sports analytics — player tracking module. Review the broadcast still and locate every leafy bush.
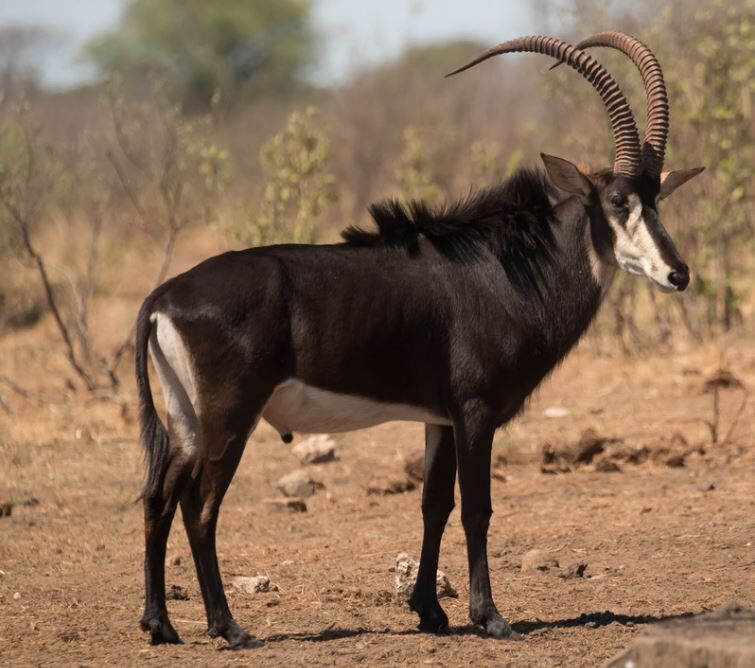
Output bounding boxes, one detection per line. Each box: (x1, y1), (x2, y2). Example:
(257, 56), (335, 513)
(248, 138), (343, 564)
(232, 106), (338, 246)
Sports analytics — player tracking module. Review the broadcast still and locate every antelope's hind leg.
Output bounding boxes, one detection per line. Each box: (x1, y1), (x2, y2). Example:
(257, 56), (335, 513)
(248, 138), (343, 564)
(141, 428), (193, 644)
(140, 319), (199, 645)
(410, 424), (457, 633)
(179, 401), (265, 649)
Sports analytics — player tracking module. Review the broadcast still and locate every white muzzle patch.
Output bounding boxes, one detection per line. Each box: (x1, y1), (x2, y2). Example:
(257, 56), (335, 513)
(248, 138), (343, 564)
(609, 194), (676, 291)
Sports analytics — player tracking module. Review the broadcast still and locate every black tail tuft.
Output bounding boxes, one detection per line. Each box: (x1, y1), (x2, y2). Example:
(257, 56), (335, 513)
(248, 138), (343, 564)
(135, 300), (170, 500)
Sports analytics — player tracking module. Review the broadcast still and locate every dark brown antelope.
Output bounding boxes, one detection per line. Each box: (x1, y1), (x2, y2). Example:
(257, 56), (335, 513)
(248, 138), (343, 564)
(136, 33), (703, 648)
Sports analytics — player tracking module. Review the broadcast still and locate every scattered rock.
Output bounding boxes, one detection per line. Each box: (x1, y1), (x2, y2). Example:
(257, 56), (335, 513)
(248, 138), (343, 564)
(574, 428), (609, 464)
(703, 369), (745, 393)
(404, 450), (425, 483)
(231, 575), (278, 595)
(435, 571), (458, 599)
(492, 469), (511, 482)
(21, 497), (39, 508)
(292, 435), (337, 465)
(664, 453), (686, 468)
(693, 481), (716, 492)
(263, 497), (308, 512)
(367, 476), (416, 495)
(166, 584), (189, 601)
(602, 443), (649, 465)
(171, 556), (181, 566)
(541, 429), (624, 473)
(595, 459), (621, 473)
(521, 549), (560, 572)
(13, 591), (21, 601)
(543, 406), (570, 418)
(0, 503), (13, 518)
(540, 443), (572, 474)
(606, 603), (755, 668)
(558, 561), (588, 579)
(394, 552), (457, 602)
(277, 469), (318, 497)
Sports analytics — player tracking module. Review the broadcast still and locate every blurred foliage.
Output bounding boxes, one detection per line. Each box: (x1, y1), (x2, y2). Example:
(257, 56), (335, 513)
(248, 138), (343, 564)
(1, 0), (753, 364)
(103, 78), (231, 246)
(84, 0), (314, 109)
(470, 141), (525, 186)
(232, 106), (338, 246)
(0, 97), (58, 330)
(654, 0), (755, 331)
(395, 126), (442, 206)
(542, 0), (754, 343)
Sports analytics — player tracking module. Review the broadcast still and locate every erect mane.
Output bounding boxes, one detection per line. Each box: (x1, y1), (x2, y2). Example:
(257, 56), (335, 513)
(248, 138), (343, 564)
(342, 167), (560, 290)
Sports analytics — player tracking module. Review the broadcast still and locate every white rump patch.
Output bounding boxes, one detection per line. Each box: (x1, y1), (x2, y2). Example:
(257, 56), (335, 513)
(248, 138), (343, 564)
(149, 313), (200, 455)
(262, 379), (451, 436)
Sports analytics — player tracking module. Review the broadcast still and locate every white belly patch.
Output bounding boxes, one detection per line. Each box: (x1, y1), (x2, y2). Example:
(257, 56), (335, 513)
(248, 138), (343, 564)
(262, 379), (451, 435)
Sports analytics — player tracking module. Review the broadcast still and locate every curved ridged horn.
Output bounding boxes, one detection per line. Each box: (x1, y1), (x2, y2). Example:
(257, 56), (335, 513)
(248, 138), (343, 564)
(447, 35), (642, 177)
(568, 32), (669, 179)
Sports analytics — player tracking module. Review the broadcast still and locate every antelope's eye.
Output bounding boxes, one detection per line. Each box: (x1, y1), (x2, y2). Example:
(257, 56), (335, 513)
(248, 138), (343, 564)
(610, 193), (626, 208)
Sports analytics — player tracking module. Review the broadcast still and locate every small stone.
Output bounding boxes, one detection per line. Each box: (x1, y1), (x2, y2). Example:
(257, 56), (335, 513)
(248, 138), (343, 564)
(693, 481), (716, 492)
(521, 549), (560, 572)
(595, 458), (621, 473)
(172, 556), (181, 566)
(665, 453), (686, 468)
(394, 553), (457, 602)
(435, 571), (458, 599)
(559, 561), (588, 579)
(231, 575), (278, 595)
(367, 476), (416, 495)
(543, 406), (570, 418)
(0, 503), (13, 517)
(263, 497), (308, 512)
(277, 469), (317, 497)
(166, 584), (189, 600)
(292, 435), (337, 465)
(13, 591), (21, 601)
(574, 428), (608, 463)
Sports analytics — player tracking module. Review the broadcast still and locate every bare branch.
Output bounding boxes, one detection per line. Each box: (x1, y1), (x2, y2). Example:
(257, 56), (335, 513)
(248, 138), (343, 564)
(3, 200), (95, 391)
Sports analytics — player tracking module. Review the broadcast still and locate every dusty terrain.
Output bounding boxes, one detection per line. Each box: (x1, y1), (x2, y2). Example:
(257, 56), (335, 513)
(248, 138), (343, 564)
(1, 321), (754, 667)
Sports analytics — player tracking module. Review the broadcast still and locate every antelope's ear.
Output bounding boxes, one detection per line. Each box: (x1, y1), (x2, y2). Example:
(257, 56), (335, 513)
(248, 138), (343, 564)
(541, 153), (592, 199)
(659, 166), (705, 200)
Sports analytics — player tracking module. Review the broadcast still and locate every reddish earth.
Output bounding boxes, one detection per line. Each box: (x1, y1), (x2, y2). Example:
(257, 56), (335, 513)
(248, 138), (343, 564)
(1, 324), (754, 666)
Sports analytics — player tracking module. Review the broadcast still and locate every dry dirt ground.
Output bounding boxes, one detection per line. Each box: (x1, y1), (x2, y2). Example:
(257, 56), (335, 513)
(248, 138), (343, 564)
(1, 323), (754, 667)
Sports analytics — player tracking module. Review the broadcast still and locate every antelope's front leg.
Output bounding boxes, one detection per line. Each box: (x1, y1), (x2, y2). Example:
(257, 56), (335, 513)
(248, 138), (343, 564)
(410, 424), (457, 632)
(454, 405), (519, 640)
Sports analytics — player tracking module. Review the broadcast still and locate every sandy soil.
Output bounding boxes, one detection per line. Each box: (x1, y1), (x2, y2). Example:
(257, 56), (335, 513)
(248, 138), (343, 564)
(1, 323), (754, 667)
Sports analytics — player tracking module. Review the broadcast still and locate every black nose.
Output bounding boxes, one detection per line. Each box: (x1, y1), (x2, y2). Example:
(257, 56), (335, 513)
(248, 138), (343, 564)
(668, 266), (690, 291)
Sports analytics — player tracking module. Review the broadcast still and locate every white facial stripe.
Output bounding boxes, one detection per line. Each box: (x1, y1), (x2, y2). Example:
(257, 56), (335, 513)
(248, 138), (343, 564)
(608, 193), (675, 290)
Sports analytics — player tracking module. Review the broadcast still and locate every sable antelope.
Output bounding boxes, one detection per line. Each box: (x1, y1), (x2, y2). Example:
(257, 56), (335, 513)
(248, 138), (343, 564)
(135, 33), (703, 648)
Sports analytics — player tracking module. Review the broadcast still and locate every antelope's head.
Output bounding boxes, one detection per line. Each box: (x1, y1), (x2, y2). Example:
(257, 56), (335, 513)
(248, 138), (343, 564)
(448, 33), (704, 292)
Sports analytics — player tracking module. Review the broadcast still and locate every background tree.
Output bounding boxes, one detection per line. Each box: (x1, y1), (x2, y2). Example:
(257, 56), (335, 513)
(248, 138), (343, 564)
(84, 0), (315, 109)
(0, 25), (63, 100)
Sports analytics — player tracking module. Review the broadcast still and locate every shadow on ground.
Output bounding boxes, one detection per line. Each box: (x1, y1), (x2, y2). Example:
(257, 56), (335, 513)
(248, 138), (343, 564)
(262, 610), (697, 643)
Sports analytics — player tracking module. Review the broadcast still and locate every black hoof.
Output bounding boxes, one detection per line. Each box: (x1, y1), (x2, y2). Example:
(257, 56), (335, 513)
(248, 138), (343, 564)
(483, 614), (521, 640)
(411, 597), (450, 634)
(209, 620), (263, 650)
(140, 615), (182, 645)
(228, 632), (264, 650)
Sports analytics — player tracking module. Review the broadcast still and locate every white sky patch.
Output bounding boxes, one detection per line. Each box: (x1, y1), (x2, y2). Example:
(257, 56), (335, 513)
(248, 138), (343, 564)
(0, 0), (540, 90)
